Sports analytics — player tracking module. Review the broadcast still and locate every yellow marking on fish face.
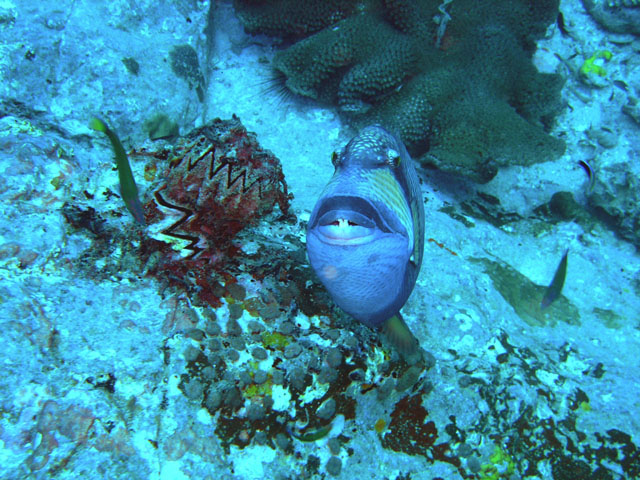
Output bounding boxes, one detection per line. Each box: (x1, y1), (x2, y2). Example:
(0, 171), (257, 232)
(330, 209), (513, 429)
(360, 169), (413, 244)
(410, 197), (422, 265)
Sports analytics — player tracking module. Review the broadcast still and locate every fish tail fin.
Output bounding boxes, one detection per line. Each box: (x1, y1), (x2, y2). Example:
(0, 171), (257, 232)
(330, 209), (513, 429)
(381, 314), (422, 365)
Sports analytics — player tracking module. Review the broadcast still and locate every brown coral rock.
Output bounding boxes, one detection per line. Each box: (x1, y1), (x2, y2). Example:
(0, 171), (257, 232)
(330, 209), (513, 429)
(139, 115), (291, 307)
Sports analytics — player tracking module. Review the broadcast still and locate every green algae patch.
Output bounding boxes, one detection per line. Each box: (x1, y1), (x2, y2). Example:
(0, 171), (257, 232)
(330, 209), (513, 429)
(593, 307), (623, 329)
(439, 205), (475, 228)
(261, 331), (290, 350)
(470, 257), (580, 327)
(480, 445), (516, 480)
(244, 381), (273, 399)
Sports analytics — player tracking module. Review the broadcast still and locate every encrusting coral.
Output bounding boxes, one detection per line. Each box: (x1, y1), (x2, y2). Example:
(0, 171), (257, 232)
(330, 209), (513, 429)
(234, 0), (566, 182)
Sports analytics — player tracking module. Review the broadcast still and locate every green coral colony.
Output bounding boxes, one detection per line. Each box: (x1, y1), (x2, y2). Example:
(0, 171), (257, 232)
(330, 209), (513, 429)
(235, 0), (566, 182)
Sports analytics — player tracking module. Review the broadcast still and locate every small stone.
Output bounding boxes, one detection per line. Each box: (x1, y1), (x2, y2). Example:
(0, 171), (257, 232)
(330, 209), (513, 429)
(226, 318), (242, 336)
(250, 333), (263, 343)
(404, 347), (424, 367)
(254, 370), (268, 384)
(208, 338), (222, 351)
(467, 456), (481, 473)
(376, 378), (395, 401)
(24, 276), (42, 289)
(279, 321), (294, 335)
(208, 353), (222, 368)
(227, 349), (240, 362)
(201, 366), (216, 381)
(623, 97), (640, 125)
(247, 321), (265, 334)
(288, 367), (306, 391)
(223, 387), (242, 409)
(251, 347), (268, 360)
(246, 403), (265, 421)
(226, 282), (246, 301)
(120, 319), (137, 330)
(284, 343), (302, 359)
(549, 191), (582, 221)
(423, 351), (436, 370)
(228, 303), (244, 321)
(379, 361), (391, 375)
(316, 398), (336, 420)
(396, 366), (422, 392)
(608, 33), (635, 45)
(326, 456), (342, 476)
(0, 242), (20, 260)
(458, 443), (473, 457)
(183, 345), (201, 362)
(204, 319), (221, 336)
(258, 303), (280, 320)
(230, 336), (246, 351)
(205, 389), (222, 410)
(254, 430), (268, 445)
(307, 356), (320, 371)
(423, 380), (435, 395)
(326, 329), (340, 341)
(185, 328), (205, 341)
(318, 367), (337, 384)
(275, 432), (290, 451)
(143, 113), (177, 140)
(262, 395), (274, 411)
(239, 370), (252, 386)
(327, 437), (341, 455)
(325, 348), (342, 368)
(272, 370), (284, 385)
(344, 336), (358, 349)
(184, 379), (204, 400)
(17, 249), (38, 267)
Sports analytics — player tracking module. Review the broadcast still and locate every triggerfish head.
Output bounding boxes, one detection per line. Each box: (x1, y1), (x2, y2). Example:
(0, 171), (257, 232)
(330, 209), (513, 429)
(306, 125), (425, 352)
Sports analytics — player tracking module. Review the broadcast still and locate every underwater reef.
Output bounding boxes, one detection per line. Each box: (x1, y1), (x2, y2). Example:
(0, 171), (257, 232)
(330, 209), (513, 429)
(234, 0), (566, 182)
(1, 95), (639, 479)
(582, 0), (640, 34)
(1, 1), (639, 477)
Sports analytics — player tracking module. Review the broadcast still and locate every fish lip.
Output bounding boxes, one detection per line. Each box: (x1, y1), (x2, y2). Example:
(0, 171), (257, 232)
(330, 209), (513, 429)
(309, 195), (388, 245)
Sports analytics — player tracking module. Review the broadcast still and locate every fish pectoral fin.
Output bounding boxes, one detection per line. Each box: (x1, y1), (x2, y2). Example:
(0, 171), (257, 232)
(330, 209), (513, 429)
(381, 314), (422, 365)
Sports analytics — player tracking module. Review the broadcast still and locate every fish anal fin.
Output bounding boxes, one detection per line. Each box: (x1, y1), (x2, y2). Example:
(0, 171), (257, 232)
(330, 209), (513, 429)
(381, 314), (422, 365)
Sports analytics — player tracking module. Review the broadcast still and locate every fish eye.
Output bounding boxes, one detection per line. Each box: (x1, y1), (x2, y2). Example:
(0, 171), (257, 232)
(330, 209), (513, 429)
(331, 151), (340, 167)
(386, 149), (401, 167)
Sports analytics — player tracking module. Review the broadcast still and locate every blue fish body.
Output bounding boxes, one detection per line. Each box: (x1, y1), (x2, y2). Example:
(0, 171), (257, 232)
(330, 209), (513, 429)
(306, 126), (425, 329)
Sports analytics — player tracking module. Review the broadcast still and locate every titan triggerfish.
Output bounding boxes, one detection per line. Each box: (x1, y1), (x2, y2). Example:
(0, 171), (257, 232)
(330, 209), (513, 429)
(306, 125), (425, 353)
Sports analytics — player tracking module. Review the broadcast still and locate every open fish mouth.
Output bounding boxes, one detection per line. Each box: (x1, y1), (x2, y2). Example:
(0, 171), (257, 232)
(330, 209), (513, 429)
(310, 195), (390, 246)
(316, 210), (377, 244)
